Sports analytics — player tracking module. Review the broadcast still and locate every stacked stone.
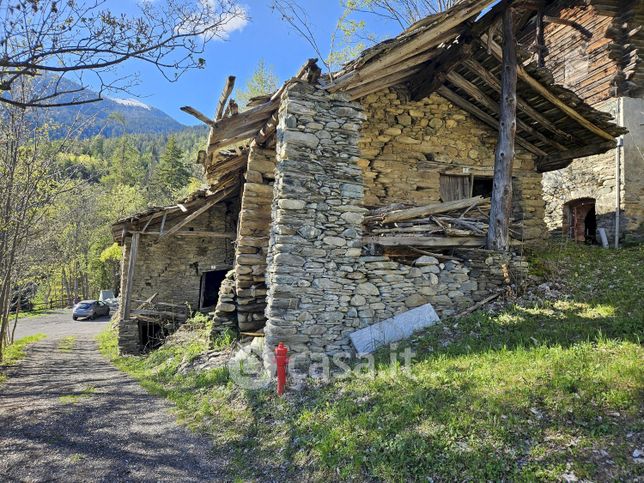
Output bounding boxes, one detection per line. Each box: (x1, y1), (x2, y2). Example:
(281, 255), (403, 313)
(358, 88), (546, 243)
(210, 269), (238, 334)
(234, 145), (277, 331)
(263, 82), (498, 365)
(264, 81), (368, 364)
(455, 249), (529, 299)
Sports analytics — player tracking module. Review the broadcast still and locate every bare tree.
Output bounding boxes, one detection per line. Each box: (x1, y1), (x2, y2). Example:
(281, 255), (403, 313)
(0, 77), (82, 357)
(0, 0), (247, 108)
(271, 0), (460, 72)
(342, 0), (460, 30)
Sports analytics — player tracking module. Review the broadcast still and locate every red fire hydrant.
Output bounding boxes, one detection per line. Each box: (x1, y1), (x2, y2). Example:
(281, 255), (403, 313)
(275, 342), (288, 396)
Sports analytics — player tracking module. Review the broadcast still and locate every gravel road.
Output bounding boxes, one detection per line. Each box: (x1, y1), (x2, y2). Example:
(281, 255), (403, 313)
(0, 310), (223, 482)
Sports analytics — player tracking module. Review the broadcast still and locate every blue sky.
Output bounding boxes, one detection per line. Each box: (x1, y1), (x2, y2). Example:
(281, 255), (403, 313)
(109, 1), (399, 126)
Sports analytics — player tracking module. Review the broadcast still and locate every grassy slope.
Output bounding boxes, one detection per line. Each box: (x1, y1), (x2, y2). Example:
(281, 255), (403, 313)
(99, 244), (643, 481)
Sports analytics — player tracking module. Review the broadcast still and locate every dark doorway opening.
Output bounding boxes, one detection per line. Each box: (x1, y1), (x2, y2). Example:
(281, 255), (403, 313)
(199, 269), (228, 311)
(564, 198), (597, 244)
(472, 177), (494, 198)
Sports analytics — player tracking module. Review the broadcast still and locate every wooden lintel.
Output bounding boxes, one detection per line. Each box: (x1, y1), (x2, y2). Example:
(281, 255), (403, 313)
(437, 85), (547, 156)
(480, 34), (616, 141)
(363, 236), (485, 248)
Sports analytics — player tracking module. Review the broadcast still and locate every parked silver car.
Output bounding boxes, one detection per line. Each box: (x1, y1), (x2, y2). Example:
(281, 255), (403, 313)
(72, 300), (110, 320)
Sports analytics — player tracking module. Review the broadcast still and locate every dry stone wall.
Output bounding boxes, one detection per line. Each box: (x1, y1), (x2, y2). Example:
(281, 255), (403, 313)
(358, 88), (546, 243)
(117, 200), (237, 353)
(263, 82), (527, 365)
(234, 145), (277, 331)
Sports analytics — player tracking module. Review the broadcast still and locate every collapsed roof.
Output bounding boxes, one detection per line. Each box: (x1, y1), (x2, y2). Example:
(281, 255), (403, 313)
(181, 0), (626, 194)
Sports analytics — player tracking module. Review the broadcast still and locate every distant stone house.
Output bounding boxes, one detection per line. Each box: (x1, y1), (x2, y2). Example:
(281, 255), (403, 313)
(531, 0), (644, 242)
(113, 0), (624, 362)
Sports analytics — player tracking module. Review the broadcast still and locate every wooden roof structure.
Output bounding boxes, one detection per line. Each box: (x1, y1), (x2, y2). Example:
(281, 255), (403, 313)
(111, 184), (238, 244)
(182, 0), (626, 186)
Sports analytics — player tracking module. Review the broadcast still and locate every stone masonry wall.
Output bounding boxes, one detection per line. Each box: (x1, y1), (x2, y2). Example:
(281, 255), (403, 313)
(358, 88), (546, 243)
(118, 200), (237, 353)
(542, 97), (644, 241)
(264, 82), (526, 365)
(542, 98), (621, 239)
(234, 144), (277, 331)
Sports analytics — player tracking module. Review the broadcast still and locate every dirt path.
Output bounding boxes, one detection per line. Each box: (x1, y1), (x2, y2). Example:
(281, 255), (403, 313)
(0, 311), (223, 482)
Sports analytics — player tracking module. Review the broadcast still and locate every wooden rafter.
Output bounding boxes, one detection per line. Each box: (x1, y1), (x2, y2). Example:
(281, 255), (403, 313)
(437, 85), (547, 156)
(410, 41), (473, 101)
(157, 188), (236, 241)
(462, 58), (572, 141)
(536, 140), (616, 172)
(445, 70), (567, 151)
(480, 34), (616, 141)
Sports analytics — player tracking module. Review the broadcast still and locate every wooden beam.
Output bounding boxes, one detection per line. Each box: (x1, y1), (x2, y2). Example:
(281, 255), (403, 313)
(363, 236), (486, 248)
(480, 34), (616, 141)
(536, 140), (616, 172)
(157, 189), (235, 241)
(122, 232), (140, 320)
(535, 7), (545, 67)
(486, 8), (517, 251)
(208, 100), (279, 146)
(346, 67), (423, 100)
(216, 76), (236, 121)
(134, 230), (236, 238)
(543, 15), (591, 38)
(437, 85), (547, 156)
(180, 106), (215, 127)
(445, 70), (567, 151)
(410, 41), (473, 101)
(462, 58), (572, 141)
(380, 196), (485, 224)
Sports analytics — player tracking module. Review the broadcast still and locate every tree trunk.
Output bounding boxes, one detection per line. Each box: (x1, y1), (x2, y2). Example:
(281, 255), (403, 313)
(486, 7), (517, 251)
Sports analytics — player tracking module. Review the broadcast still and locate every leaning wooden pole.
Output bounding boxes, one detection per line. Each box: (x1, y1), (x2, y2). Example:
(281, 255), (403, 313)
(486, 7), (517, 251)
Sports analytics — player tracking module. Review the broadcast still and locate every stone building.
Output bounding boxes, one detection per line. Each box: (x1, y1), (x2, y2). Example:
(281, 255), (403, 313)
(530, 0), (644, 242)
(113, 0), (624, 359)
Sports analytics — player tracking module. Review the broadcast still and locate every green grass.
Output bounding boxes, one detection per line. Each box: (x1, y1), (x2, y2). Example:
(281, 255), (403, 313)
(14, 308), (57, 320)
(59, 386), (96, 404)
(58, 336), (76, 352)
(1, 333), (47, 366)
(99, 243), (644, 481)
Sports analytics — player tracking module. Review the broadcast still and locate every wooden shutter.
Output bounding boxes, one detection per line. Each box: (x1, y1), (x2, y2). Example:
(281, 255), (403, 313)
(440, 174), (471, 201)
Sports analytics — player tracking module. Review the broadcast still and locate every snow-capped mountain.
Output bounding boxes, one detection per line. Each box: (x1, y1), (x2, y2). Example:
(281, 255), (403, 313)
(35, 77), (186, 138)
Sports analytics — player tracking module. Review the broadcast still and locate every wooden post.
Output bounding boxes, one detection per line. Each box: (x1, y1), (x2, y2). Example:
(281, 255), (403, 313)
(486, 8), (517, 251)
(536, 7), (545, 67)
(122, 232), (140, 320)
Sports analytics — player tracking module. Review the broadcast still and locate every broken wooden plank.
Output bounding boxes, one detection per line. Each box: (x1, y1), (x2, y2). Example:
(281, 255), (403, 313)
(536, 140), (616, 171)
(180, 106), (215, 127)
(216, 76), (236, 121)
(380, 196), (485, 224)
